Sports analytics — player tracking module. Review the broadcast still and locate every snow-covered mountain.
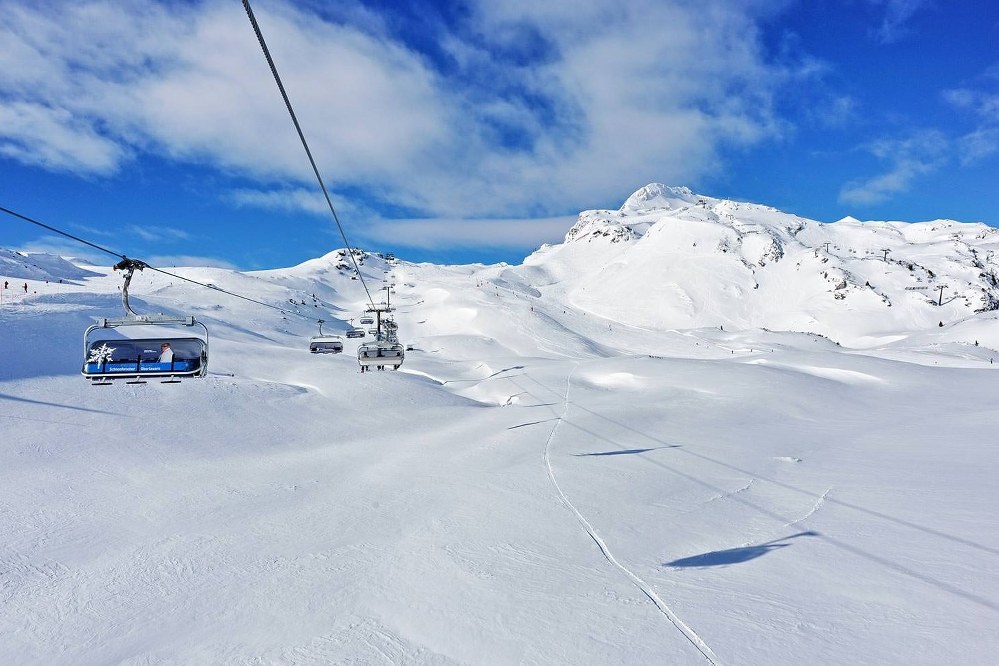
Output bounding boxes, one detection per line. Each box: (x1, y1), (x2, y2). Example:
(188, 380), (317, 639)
(1, 248), (101, 282)
(516, 183), (999, 347)
(2, 186), (997, 664)
(4, 184), (998, 352)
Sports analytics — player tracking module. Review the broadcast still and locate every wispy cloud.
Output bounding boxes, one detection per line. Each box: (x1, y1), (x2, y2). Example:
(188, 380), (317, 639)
(125, 225), (191, 243)
(839, 130), (949, 206)
(15, 235), (112, 266)
(813, 95), (858, 128)
(868, 0), (930, 44)
(226, 187), (328, 216)
(944, 79), (999, 166)
(360, 216), (577, 250)
(70, 223), (117, 240)
(145, 254), (237, 269)
(943, 87), (999, 121)
(957, 128), (999, 165)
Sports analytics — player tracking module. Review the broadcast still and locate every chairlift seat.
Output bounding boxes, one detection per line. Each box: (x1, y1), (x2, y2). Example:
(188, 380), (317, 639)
(82, 336), (207, 381)
(357, 342), (405, 369)
(82, 262), (209, 384)
(310, 336), (343, 353)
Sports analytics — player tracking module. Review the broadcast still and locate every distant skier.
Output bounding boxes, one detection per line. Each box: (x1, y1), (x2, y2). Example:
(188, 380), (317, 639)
(23, 282), (28, 293)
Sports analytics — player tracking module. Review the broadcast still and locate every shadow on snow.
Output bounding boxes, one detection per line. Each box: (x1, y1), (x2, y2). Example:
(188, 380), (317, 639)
(666, 531), (818, 568)
(574, 445), (680, 456)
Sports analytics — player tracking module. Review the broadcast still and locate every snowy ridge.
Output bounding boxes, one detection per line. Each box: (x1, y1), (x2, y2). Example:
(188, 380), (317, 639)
(538, 184), (999, 348)
(0, 248), (101, 282)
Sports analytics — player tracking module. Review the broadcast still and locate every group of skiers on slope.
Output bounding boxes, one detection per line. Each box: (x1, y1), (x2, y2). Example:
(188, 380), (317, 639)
(3, 280), (28, 293)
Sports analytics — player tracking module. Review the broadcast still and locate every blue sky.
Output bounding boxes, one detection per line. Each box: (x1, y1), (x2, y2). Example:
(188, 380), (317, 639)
(1, 0), (997, 269)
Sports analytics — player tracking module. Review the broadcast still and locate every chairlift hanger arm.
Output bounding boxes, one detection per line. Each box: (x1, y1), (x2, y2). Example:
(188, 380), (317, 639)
(113, 258), (149, 318)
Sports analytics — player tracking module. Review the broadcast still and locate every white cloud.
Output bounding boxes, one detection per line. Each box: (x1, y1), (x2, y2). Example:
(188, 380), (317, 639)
(838, 130), (948, 206)
(226, 188), (329, 216)
(442, 0), (787, 210)
(0, 0), (449, 183)
(0, 101), (125, 173)
(0, 0), (795, 234)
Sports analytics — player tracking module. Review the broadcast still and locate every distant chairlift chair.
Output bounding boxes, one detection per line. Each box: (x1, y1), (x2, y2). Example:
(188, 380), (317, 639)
(309, 320), (343, 354)
(357, 341), (405, 372)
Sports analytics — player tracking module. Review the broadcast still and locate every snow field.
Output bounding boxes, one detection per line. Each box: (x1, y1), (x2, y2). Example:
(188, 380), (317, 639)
(2, 188), (998, 663)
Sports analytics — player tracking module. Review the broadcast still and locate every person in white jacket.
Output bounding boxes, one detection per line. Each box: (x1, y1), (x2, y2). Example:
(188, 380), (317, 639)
(159, 342), (174, 363)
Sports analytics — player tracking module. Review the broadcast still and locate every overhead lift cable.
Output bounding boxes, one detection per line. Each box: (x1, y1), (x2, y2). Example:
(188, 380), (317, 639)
(0, 205), (326, 325)
(241, 0), (377, 311)
(1, 204), (125, 262)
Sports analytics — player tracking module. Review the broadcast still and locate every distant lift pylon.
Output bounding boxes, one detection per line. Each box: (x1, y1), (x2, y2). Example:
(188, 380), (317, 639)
(357, 289), (404, 372)
(82, 259), (209, 385)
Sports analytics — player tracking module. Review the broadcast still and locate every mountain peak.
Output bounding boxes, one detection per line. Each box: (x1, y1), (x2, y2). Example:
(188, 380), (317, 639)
(620, 184), (698, 212)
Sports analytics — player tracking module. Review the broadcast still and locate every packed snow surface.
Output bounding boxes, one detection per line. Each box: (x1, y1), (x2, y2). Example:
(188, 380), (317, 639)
(2, 186), (998, 664)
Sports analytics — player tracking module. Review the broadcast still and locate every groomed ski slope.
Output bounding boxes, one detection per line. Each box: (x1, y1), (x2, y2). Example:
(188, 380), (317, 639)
(2, 199), (999, 663)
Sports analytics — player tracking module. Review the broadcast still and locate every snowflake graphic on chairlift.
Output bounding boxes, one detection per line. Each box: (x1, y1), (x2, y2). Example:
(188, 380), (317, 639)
(87, 343), (116, 364)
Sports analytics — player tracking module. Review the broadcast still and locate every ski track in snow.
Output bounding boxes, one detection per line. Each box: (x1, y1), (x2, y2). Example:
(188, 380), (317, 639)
(541, 363), (722, 666)
(785, 487), (832, 529)
(703, 479), (754, 506)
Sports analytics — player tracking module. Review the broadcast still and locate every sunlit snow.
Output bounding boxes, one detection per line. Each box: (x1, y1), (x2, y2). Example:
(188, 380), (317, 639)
(2, 186), (997, 664)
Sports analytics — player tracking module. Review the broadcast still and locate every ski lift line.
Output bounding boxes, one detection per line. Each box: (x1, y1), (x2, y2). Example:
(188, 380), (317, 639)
(1, 204), (327, 327)
(1, 204), (126, 261)
(240, 0), (376, 310)
(143, 264), (321, 322)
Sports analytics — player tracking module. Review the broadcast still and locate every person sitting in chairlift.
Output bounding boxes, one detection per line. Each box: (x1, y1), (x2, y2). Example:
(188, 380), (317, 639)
(159, 342), (174, 363)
